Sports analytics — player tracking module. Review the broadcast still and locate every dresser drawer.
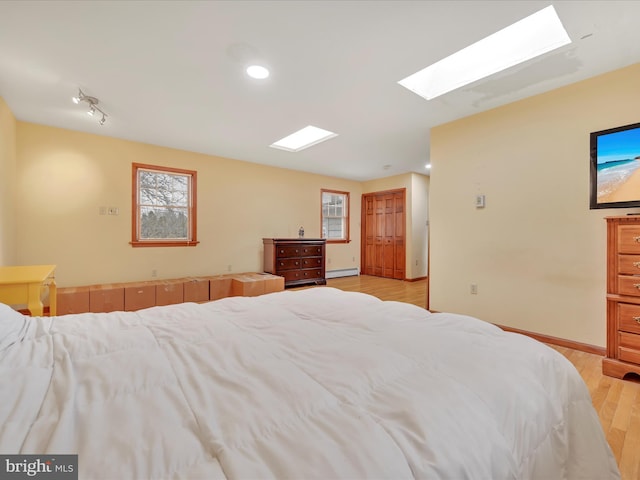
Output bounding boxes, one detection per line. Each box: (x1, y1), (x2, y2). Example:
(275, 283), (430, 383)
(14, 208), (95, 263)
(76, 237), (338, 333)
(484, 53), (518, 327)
(619, 331), (640, 363)
(618, 303), (640, 334)
(620, 330), (640, 349)
(617, 275), (640, 296)
(300, 257), (323, 268)
(276, 246), (302, 258)
(281, 268), (323, 283)
(619, 347), (640, 364)
(275, 258), (301, 271)
(619, 254), (640, 275)
(300, 245), (323, 256)
(618, 225), (640, 254)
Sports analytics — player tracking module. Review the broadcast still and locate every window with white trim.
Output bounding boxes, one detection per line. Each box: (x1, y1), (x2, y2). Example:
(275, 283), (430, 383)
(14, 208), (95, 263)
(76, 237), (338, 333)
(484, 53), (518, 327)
(131, 163), (198, 247)
(321, 189), (350, 243)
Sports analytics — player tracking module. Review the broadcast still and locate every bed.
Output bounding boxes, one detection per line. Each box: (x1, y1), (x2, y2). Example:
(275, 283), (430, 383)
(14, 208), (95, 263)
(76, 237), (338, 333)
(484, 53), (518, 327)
(0, 287), (619, 479)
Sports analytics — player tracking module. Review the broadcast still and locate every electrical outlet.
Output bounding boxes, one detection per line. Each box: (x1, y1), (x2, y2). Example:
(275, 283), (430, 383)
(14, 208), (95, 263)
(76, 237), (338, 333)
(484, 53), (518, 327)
(470, 284), (478, 295)
(227, 265), (232, 272)
(415, 260), (419, 266)
(151, 269), (157, 278)
(108, 206), (119, 215)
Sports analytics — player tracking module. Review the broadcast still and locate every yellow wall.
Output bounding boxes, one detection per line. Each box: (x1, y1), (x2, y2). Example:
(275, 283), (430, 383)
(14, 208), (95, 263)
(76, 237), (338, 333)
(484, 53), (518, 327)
(0, 97), (17, 265)
(14, 122), (363, 286)
(362, 173), (430, 279)
(430, 63), (640, 347)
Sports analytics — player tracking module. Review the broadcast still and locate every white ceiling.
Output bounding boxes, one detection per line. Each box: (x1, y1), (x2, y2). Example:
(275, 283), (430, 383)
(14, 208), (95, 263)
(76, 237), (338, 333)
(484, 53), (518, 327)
(1, 1), (639, 181)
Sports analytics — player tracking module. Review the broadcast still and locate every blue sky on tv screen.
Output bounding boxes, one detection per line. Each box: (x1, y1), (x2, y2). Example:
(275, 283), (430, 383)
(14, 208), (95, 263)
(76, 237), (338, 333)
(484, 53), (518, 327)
(597, 126), (640, 164)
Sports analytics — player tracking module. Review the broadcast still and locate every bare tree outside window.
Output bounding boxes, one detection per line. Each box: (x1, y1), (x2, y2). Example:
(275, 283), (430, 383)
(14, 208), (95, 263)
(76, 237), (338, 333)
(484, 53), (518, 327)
(131, 164), (198, 247)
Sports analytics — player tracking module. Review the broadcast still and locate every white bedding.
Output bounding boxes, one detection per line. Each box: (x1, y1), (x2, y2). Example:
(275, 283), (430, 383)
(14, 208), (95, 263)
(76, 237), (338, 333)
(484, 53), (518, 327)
(0, 287), (619, 479)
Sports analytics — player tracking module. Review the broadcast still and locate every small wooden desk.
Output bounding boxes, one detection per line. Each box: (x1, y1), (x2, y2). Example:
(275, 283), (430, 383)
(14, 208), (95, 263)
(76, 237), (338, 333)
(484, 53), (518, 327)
(0, 265), (57, 316)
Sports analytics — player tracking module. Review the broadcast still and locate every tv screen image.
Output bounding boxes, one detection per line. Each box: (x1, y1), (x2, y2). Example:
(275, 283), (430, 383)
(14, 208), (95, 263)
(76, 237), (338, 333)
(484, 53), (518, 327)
(590, 121), (640, 209)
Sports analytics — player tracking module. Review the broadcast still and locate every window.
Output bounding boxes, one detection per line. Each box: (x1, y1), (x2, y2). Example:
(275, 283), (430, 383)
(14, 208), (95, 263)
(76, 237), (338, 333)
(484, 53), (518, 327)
(321, 189), (350, 243)
(131, 163), (198, 247)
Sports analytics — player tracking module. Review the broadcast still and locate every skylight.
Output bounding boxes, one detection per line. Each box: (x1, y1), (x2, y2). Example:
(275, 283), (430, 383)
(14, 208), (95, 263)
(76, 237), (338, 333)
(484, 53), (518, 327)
(398, 5), (571, 100)
(269, 126), (338, 152)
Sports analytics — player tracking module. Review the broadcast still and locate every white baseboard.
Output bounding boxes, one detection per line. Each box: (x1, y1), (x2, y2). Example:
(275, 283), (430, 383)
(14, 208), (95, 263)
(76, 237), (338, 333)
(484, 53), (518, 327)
(326, 268), (359, 279)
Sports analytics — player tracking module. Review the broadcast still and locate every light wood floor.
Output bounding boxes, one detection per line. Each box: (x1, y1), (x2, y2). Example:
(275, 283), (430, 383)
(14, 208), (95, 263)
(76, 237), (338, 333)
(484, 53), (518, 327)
(324, 275), (640, 480)
(326, 274), (427, 308)
(549, 345), (640, 480)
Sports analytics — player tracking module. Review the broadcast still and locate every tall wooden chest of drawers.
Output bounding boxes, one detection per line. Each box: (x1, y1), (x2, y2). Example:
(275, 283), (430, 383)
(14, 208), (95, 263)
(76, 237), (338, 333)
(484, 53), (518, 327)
(263, 238), (327, 288)
(604, 216), (640, 378)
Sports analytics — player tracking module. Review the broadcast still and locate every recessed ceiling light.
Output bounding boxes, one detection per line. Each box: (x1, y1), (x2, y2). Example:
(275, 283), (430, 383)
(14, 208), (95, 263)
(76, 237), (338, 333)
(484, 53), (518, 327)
(246, 65), (269, 79)
(398, 5), (571, 100)
(270, 125), (338, 152)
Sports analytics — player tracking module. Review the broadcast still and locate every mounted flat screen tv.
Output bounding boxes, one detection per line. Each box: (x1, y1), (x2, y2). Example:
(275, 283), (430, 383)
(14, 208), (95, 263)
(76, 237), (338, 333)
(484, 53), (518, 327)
(590, 121), (640, 209)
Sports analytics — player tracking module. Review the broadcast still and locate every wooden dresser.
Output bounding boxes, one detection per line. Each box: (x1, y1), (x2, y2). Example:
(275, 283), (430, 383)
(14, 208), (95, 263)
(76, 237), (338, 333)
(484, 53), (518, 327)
(263, 238), (327, 288)
(604, 216), (640, 378)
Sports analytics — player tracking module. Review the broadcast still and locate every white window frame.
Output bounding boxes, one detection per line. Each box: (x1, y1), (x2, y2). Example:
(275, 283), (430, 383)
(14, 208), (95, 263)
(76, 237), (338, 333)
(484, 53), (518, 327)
(321, 189), (350, 243)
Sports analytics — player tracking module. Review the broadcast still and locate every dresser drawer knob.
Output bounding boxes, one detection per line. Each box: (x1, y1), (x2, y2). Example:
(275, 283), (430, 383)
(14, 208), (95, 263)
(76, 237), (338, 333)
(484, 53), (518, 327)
(633, 284), (640, 289)
(633, 262), (640, 268)
(634, 236), (640, 243)
(633, 316), (640, 324)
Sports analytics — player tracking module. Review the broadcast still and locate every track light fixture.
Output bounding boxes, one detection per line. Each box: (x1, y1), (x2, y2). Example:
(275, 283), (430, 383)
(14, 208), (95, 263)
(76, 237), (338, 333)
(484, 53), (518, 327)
(72, 88), (108, 125)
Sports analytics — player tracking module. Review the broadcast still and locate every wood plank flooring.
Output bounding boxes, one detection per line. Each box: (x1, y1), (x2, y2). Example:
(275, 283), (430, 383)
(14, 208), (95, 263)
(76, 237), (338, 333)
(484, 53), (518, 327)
(323, 275), (639, 480)
(549, 345), (640, 480)
(326, 274), (427, 308)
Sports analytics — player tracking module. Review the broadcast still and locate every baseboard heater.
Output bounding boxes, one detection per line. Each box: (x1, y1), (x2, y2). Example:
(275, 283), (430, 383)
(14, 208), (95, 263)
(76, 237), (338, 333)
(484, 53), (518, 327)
(326, 268), (359, 279)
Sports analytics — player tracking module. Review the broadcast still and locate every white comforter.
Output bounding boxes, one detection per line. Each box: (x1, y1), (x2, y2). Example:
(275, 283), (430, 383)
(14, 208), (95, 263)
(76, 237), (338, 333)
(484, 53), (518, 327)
(0, 287), (619, 479)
